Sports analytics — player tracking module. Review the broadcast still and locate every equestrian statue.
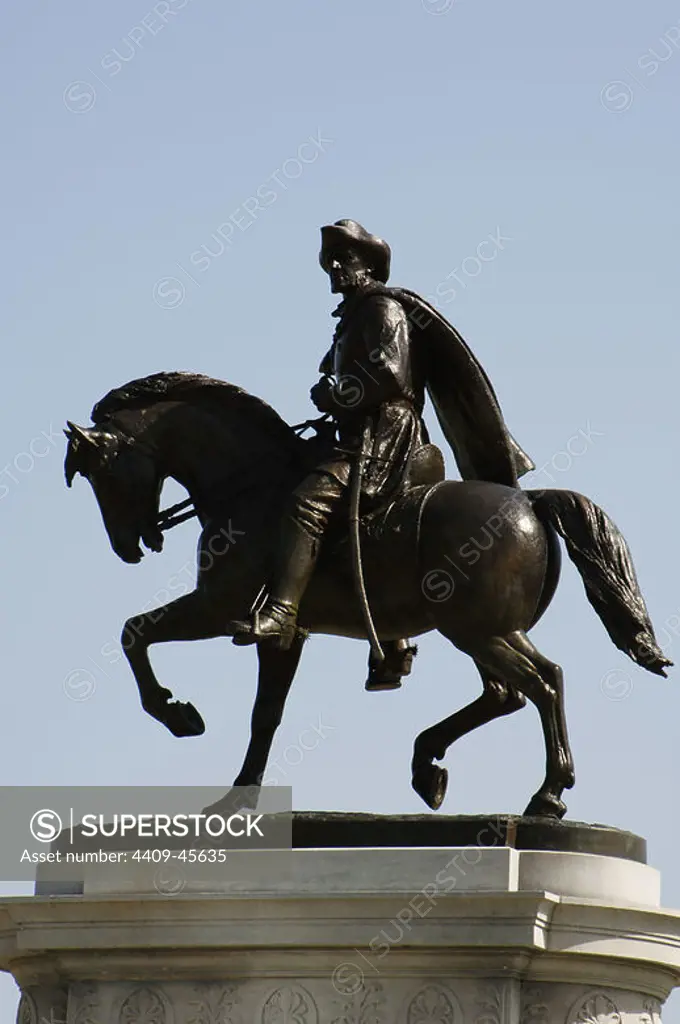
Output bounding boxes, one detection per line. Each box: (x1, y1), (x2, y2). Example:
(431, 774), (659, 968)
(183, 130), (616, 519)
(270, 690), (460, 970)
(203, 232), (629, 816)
(64, 219), (671, 819)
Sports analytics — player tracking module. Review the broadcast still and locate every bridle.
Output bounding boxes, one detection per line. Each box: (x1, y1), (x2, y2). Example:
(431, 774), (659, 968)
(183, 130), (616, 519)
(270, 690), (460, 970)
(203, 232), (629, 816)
(155, 415), (333, 533)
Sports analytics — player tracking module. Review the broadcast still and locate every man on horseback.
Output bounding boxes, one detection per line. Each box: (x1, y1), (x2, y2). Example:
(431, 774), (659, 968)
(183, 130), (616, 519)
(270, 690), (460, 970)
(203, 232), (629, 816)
(66, 222), (672, 819)
(232, 219), (534, 687)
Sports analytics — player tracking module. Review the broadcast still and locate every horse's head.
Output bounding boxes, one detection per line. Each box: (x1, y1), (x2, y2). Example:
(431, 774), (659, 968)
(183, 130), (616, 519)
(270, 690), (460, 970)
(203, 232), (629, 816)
(64, 421), (164, 563)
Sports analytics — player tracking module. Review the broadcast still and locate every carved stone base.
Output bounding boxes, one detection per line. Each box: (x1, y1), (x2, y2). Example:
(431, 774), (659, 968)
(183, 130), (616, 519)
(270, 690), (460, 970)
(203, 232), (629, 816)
(1, 823), (679, 1023)
(60, 979), (663, 1023)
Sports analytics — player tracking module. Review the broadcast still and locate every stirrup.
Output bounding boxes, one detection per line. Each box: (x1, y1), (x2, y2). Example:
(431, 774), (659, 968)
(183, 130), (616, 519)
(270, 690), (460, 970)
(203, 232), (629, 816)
(231, 601), (299, 650)
(365, 642), (418, 692)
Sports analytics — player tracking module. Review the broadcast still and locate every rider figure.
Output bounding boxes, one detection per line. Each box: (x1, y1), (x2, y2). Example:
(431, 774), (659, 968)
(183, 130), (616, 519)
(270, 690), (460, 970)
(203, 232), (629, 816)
(232, 219), (534, 689)
(232, 220), (425, 689)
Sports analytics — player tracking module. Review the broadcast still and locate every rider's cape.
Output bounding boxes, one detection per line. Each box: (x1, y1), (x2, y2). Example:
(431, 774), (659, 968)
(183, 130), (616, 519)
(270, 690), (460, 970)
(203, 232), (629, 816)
(379, 286), (534, 488)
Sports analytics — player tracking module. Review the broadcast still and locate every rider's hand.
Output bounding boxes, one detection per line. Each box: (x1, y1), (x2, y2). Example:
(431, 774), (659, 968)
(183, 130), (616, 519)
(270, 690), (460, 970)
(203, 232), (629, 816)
(310, 376), (335, 413)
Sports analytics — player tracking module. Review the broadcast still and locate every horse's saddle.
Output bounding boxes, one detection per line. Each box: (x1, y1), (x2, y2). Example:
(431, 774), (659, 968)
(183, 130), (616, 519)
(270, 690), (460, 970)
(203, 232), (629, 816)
(300, 427), (445, 492)
(322, 443), (445, 574)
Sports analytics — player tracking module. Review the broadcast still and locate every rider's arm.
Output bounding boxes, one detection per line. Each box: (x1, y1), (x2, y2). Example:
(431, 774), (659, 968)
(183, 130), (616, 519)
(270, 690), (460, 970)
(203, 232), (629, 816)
(310, 345), (337, 412)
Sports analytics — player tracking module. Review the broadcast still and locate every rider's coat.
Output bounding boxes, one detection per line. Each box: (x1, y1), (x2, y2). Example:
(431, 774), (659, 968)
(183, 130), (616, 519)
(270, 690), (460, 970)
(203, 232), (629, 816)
(318, 288), (428, 501)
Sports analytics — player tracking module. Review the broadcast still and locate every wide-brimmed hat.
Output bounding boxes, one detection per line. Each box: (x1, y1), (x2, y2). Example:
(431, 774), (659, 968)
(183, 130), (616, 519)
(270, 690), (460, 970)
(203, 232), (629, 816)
(319, 219), (391, 283)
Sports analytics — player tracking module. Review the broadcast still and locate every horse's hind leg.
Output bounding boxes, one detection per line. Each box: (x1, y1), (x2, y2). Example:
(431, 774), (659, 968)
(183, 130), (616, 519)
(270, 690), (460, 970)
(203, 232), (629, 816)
(470, 632), (575, 819)
(412, 662), (527, 810)
(122, 589), (226, 738)
(512, 633), (575, 818)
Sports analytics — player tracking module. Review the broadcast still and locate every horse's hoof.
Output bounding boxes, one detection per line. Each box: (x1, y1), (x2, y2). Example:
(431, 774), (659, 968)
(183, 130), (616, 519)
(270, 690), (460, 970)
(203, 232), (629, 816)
(523, 792), (567, 820)
(412, 764), (448, 810)
(202, 786), (259, 817)
(163, 700), (206, 738)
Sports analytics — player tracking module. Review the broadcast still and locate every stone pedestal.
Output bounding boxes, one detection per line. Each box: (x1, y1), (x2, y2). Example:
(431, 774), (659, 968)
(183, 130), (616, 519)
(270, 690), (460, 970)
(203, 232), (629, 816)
(1, 816), (680, 1022)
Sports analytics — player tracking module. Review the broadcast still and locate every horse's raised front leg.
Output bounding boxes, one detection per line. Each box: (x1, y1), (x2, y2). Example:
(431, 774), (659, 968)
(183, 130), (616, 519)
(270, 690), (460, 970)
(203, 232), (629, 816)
(202, 635), (305, 815)
(122, 589), (227, 738)
(412, 662), (527, 810)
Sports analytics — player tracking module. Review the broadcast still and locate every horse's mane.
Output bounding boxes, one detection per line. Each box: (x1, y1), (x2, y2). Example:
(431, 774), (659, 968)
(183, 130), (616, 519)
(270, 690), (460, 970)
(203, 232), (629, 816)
(91, 371), (298, 445)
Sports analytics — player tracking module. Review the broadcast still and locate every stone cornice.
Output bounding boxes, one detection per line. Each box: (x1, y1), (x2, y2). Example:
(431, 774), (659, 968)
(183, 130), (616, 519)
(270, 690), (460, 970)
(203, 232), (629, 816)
(2, 890), (680, 998)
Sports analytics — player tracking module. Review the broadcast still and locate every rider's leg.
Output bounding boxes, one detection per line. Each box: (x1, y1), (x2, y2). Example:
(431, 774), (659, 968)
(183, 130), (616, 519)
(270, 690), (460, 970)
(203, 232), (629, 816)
(231, 470), (345, 649)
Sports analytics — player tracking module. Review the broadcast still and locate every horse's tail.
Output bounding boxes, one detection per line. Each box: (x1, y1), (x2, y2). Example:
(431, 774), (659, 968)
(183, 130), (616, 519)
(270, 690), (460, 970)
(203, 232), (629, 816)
(529, 489), (671, 676)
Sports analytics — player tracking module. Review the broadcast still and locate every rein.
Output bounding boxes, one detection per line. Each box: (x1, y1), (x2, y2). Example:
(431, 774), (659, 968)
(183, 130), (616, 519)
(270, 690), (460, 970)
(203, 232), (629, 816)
(156, 415), (332, 533)
(157, 499), (197, 531)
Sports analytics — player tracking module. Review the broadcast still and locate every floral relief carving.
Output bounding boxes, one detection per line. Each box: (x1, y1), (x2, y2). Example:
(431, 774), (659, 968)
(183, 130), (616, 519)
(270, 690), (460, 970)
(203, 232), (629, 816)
(522, 987), (548, 1024)
(17, 994), (38, 1024)
(186, 985), (239, 1024)
(18, 987), (68, 1024)
(569, 992), (621, 1024)
(520, 989), (550, 1024)
(332, 980), (385, 1024)
(261, 986), (317, 1024)
(72, 986), (101, 1024)
(120, 988), (167, 1024)
(406, 984), (457, 1023)
(18, 990), (67, 1024)
(475, 986), (507, 1024)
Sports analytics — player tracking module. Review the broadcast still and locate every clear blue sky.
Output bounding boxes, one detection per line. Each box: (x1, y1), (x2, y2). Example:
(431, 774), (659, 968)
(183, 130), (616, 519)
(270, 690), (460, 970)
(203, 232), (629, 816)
(2, 0), (680, 1017)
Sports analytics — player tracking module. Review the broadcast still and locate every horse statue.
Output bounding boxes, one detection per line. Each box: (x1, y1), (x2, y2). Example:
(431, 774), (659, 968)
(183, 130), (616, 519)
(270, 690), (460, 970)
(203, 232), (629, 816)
(64, 370), (670, 819)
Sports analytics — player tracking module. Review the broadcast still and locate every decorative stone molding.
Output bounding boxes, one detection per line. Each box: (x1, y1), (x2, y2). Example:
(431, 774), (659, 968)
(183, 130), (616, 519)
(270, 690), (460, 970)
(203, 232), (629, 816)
(475, 984), (516, 1024)
(10, 978), (673, 1024)
(261, 985), (317, 1024)
(405, 983), (459, 1023)
(567, 991), (621, 1024)
(186, 984), (239, 1024)
(331, 980), (386, 1023)
(520, 988), (550, 1024)
(119, 988), (169, 1024)
(17, 987), (67, 1024)
(1, 844), (679, 1024)
(17, 993), (38, 1024)
(70, 984), (101, 1024)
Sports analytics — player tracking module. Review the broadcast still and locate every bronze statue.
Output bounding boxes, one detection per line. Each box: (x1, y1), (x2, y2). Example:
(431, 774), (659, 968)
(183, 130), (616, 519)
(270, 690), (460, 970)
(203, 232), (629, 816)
(64, 220), (671, 820)
(232, 221), (533, 683)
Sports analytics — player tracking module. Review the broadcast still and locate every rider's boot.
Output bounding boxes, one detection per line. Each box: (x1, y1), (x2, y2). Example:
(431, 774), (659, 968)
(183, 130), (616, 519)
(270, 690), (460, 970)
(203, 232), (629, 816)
(365, 638), (418, 691)
(231, 520), (318, 650)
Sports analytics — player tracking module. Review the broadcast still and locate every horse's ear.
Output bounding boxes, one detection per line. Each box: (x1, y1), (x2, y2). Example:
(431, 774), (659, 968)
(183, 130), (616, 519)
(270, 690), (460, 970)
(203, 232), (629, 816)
(64, 421), (98, 486)
(65, 421), (98, 447)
